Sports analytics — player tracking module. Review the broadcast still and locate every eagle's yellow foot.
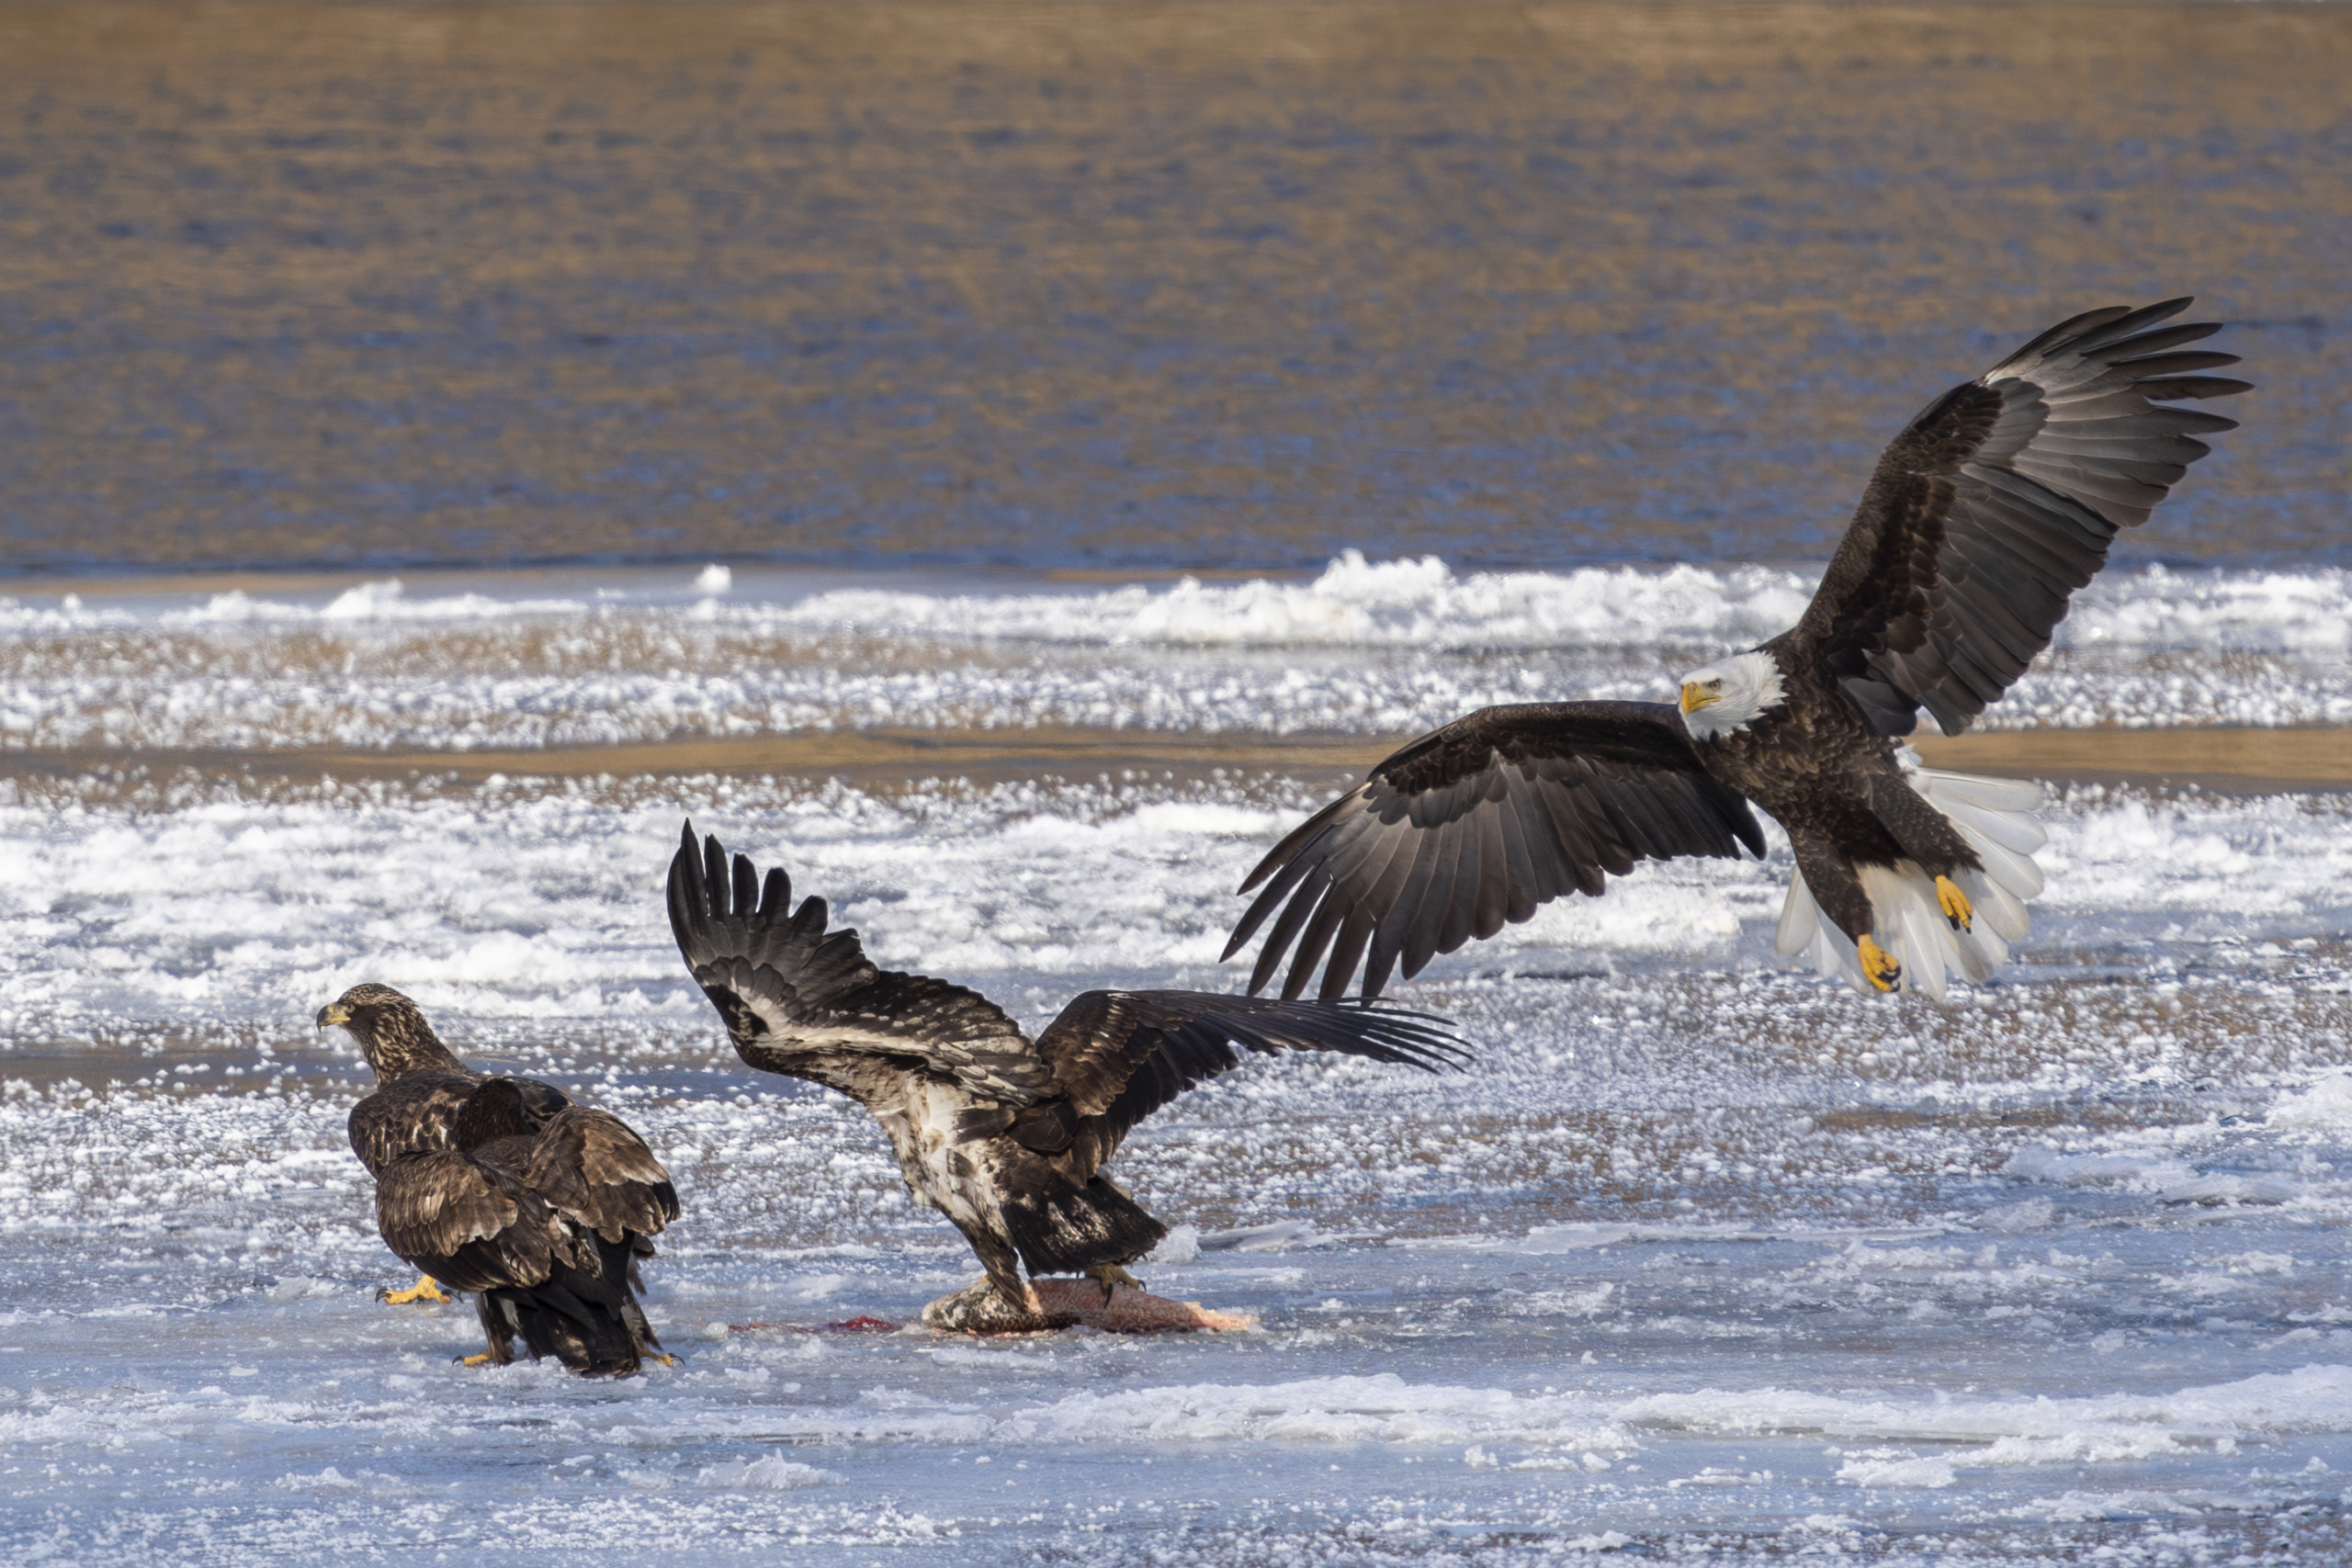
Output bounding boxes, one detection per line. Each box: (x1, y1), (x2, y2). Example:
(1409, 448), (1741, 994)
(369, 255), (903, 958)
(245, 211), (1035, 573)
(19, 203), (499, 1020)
(459, 1351), (499, 1367)
(646, 1353), (678, 1368)
(1083, 1263), (1144, 1304)
(378, 1273), (450, 1306)
(1935, 876), (1974, 932)
(1858, 936), (1903, 993)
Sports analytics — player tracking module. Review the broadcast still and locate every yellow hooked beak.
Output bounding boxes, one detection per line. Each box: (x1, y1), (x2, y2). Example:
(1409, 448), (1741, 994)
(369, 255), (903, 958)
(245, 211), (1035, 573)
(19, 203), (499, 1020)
(315, 1001), (352, 1030)
(1679, 682), (1719, 715)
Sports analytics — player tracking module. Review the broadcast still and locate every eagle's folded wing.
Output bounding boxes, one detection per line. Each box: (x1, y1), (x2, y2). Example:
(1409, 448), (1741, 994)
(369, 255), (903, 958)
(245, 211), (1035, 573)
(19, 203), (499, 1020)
(375, 1150), (559, 1292)
(1788, 298), (2250, 738)
(1025, 991), (1465, 1174)
(1225, 702), (1764, 1001)
(347, 1073), (572, 1178)
(667, 823), (1057, 1103)
(523, 1104), (681, 1247)
(347, 1074), (481, 1177)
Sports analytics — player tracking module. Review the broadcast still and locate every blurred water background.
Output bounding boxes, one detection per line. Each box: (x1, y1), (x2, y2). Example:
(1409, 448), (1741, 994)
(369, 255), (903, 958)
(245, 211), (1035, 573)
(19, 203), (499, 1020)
(2, 0), (2346, 577)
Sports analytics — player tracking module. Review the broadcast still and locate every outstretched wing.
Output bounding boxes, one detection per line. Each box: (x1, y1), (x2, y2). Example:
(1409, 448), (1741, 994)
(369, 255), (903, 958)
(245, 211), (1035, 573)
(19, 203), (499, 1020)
(525, 1105), (681, 1247)
(1788, 298), (2250, 738)
(1021, 991), (1465, 1175)
(1224, 703), (1765, 1001)
(666, 823), (1057, 1103)
(374, 1150), (559, 1292)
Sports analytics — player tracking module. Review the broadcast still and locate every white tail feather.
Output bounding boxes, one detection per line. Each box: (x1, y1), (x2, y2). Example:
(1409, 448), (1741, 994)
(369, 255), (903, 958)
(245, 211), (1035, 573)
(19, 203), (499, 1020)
(1897, 893), (1948, 998)
(1806, 904), (1871, 994)
(1911, 771), (2044, 814)
(1932, 795), (2049, 858)
(1770, 763), (2047, 998)
(1949, 818), (2046, 900)
(1959, 865), (2030, 943)
(1774, 872), (1822, 957)
(1943, 876), (2005, 982)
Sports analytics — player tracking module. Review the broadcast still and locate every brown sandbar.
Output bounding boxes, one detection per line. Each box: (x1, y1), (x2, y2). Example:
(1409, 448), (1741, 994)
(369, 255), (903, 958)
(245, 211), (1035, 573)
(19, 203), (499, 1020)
(6, 725), (2347, 795)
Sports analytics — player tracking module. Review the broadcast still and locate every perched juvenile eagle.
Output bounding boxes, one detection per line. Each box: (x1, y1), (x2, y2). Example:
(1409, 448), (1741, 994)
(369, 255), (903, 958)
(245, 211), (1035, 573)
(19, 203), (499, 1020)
(667, 823), (1465, 1331)
(374, 1077), (677, 1376)
(319, 984), (678, 1374)
(1227, 299), (2249, 1000)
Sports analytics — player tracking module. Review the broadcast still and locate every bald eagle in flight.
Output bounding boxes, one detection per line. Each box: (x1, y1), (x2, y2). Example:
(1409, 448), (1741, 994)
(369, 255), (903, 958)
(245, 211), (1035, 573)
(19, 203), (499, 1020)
(320, 984), (679, 1375)
(1225, 299), (2249, 1000)
(667, 823), (1465, 1332)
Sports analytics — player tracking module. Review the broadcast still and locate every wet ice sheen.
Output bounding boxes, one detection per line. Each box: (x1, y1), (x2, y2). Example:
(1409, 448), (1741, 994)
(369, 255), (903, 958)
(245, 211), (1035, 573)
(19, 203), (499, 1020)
(2, 568), (2350, 1562)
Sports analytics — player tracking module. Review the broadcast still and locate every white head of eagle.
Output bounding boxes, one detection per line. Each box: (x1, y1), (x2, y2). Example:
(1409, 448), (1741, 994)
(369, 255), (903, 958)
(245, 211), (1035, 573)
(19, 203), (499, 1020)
(1677, 650), (1787, 740)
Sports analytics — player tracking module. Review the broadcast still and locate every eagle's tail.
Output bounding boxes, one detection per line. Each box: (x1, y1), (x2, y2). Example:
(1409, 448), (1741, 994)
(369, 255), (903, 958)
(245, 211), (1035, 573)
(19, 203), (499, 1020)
(484, 1232), (661, 1377)
(1000, 1174), (1169, 1279)
(1774, 768), (2047, 999)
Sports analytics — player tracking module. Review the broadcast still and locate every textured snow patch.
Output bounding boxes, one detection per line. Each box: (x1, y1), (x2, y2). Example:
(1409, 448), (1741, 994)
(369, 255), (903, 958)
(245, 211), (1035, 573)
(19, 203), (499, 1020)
(1615, 1364), (2352, 1462)
(2062, 565), (2352, 655)
(771, 553), (1814, 650)
(1979, 1198), (2055, 1234)
(164, 579), (590, 625)
(2001, 1145), (2197, 1190)
(695, 1453), (839, 1491)
(1006, 1374), (1629, 1450)
(1838, 1452), (1958, 1489)
(264, 1276), (347, 1304)
(2271, 1070), (2352, 1132)
(1146, 1224), (1202, 1266)
(769, 558), (2352, 655)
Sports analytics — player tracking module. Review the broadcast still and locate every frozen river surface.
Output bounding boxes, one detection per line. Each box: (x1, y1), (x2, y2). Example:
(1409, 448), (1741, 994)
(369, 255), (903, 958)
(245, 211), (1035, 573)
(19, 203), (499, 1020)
(2, 564), (2350, 1563)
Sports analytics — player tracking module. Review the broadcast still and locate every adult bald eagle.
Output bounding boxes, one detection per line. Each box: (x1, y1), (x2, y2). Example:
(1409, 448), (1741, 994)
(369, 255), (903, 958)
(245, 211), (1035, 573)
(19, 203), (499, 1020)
(1226, 299), (2248, 1000)
(320, 984), (679, 1374)
(667, 823), (1465, 1331)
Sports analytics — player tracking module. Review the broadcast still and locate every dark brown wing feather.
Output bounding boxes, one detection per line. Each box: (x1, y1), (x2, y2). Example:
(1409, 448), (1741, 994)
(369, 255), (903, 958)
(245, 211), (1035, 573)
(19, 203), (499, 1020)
(1789, 298), (2250, 738)
(347, 1071), (571, 1178)
(667, 823), (1056, 1103)
(523, 1105), (681, 1246)
(374, 1147), (563, 1292)
(1030, 990), (1466, 1176)
(348, 1073), (480, 1178)
(1224, 703), (1765, 1001)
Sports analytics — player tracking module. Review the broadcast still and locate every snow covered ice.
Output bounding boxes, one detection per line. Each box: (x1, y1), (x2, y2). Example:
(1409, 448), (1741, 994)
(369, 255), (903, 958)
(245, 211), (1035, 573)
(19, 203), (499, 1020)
(3, 563), (2351, 1563)
(4, 558), (2351, 755)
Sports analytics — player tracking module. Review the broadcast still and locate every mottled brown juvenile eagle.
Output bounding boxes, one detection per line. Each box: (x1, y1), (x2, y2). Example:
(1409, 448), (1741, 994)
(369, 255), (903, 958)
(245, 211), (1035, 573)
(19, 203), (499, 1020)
(1227, 299), (2248, 1001)
(319, 984), (679, 1375)
(668, 823), (1466, 1332)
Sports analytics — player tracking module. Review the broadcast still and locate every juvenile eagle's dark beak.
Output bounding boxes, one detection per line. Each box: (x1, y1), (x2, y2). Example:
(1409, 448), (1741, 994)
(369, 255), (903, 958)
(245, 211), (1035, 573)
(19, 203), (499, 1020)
(316, 1002), (351, 1030)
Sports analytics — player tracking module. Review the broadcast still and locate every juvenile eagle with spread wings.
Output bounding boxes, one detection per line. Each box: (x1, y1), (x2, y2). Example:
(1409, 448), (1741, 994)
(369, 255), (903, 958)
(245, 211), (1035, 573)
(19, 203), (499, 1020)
(1227, 299), (2249, 1000)
(667, 824), (1465, 1332)
(319, 984), (679, 1375)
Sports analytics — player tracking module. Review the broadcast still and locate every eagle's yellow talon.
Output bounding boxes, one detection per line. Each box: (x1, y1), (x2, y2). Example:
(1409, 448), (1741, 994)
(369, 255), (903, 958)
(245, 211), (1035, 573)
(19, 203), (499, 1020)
(458, 1351), (498, 1367)
(1935, 876), (1973, 932)
(379, 1273), (451, 1306)
(648, 1353), (678, 1368)
(1858, 936), (1903, 992)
